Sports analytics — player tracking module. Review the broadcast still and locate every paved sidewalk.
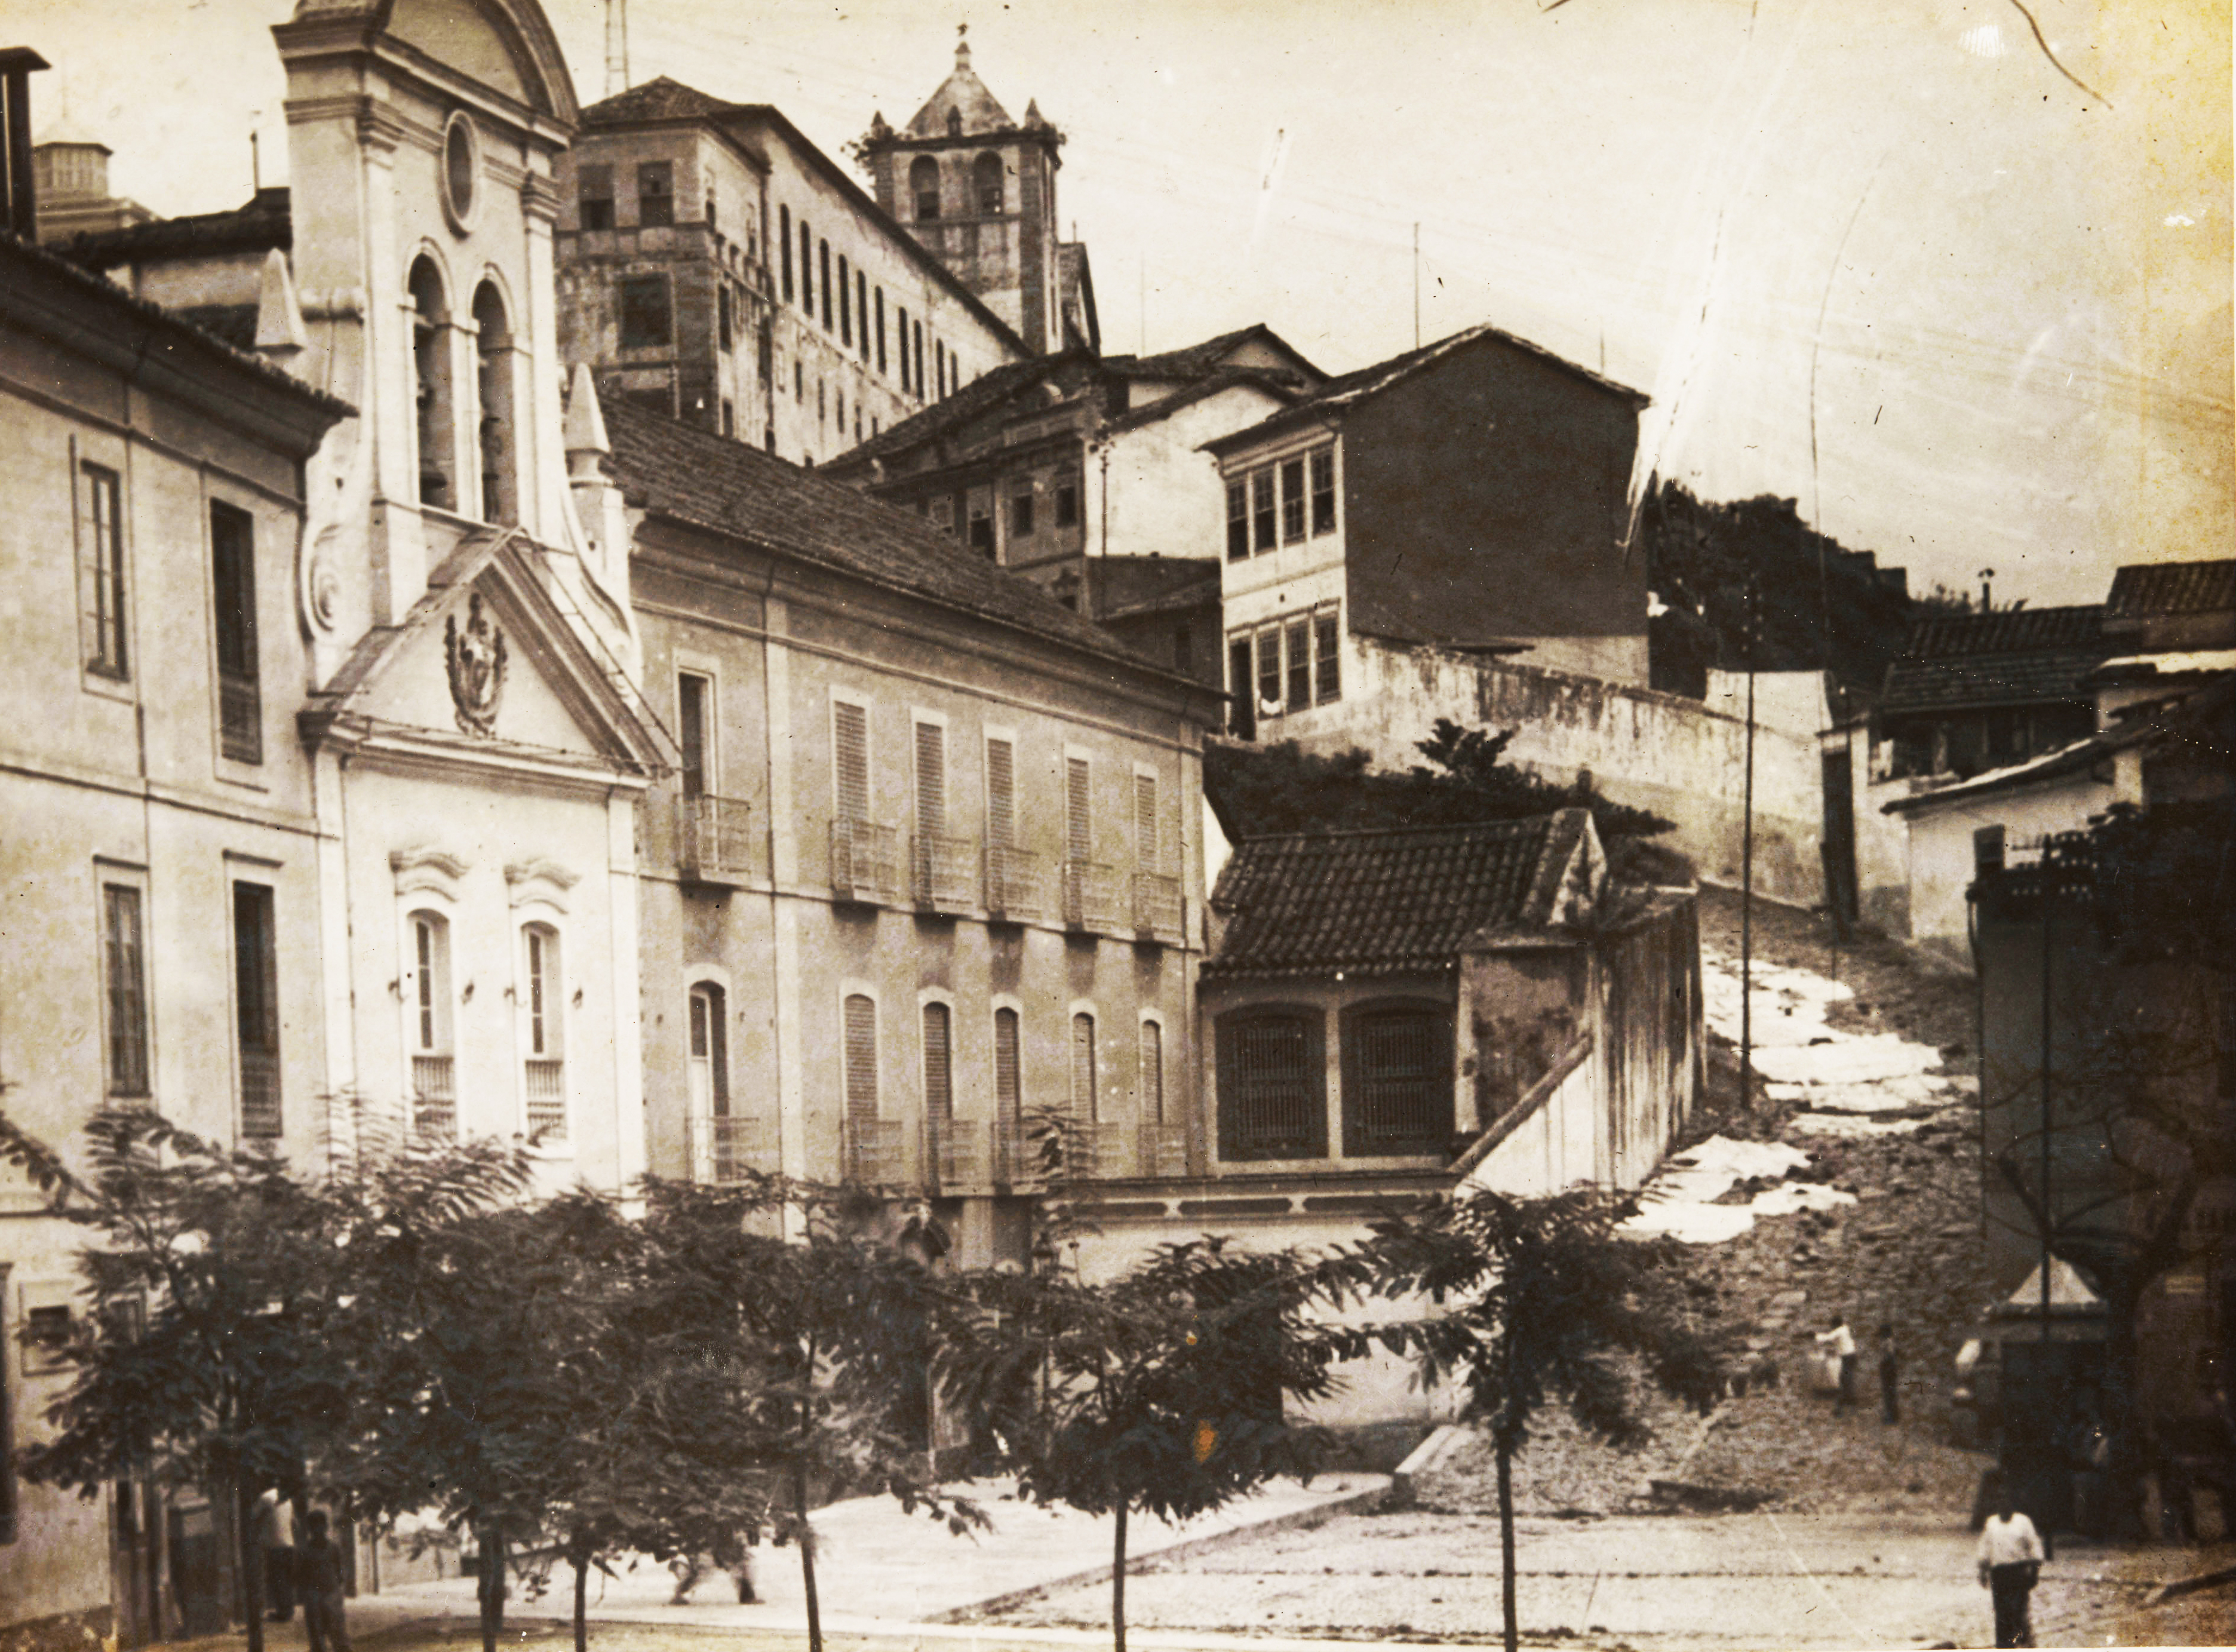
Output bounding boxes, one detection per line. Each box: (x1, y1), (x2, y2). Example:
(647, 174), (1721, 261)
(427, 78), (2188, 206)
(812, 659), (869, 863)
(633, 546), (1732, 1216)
(344, 1473), (1389, 1644)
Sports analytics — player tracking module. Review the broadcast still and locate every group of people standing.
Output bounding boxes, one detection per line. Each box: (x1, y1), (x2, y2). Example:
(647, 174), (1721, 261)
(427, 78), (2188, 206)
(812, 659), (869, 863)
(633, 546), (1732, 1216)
(1814, 1314), (1901, 1423)
(253, 1491), (351, 1652)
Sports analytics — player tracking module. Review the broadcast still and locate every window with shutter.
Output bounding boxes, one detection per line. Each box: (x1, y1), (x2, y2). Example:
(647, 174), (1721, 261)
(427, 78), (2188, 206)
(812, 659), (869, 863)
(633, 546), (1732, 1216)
(1216, 1006), (1326, 1160)
(211, 502), (260, 762)
(1134, 772), (1159, 870)
(994, 1007), (1021, 1135)
(1071, 1012), (1097, 1122)
(922, 1002), (953, 1120)
(1065, 757), (1092, 864)
(102, 883), (149, 1096)
(914, 721), (945, 838)
(833, 701), (869, 822)
(1341, 1002), (1452, 1155)
(234, 883), (281, 1138)
(1140, 1020), (1164, 1123)
(843, 994), (879, 1128)
(985, 737), (1015, 848)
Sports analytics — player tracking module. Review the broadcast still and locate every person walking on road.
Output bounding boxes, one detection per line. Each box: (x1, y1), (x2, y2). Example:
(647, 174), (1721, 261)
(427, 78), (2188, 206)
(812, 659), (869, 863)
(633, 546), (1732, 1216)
(1877, 1323), (1900, 1424)
(254, 1488), (296, 1622)
(1977, 1481), (2045, 1648)
(1816, 1315), (1859, 1413)
(299, 1510), (351, 1652)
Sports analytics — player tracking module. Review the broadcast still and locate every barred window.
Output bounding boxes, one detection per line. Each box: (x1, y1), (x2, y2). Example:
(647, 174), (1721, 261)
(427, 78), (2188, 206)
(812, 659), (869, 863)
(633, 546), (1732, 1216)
(1217, 1006), (1326, 1160)
(1341, 1002), (1453, 1156)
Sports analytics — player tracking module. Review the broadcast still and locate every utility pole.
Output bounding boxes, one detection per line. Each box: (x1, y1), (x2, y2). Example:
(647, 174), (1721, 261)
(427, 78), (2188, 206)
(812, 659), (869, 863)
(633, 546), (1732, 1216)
(1739, 569), (1759, 1117)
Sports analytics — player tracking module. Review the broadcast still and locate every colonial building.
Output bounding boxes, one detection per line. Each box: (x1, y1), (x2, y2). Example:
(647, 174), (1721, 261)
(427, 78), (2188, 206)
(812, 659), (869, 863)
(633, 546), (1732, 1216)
(554, 75), (1031, 469)
(600, 388), (1223, 1267)
(859, 32), (1096, 358)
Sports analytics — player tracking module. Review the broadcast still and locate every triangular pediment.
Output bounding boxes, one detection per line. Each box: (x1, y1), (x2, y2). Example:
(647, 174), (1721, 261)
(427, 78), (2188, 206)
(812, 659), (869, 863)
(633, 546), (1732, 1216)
(304, 529), (666, 778)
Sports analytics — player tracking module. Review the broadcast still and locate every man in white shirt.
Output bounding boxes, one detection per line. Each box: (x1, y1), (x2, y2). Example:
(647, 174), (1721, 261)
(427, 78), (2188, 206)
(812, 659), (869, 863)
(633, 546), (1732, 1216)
(1814, 1316), (1859, 1412)
(1976, 1482), (2045, 1648)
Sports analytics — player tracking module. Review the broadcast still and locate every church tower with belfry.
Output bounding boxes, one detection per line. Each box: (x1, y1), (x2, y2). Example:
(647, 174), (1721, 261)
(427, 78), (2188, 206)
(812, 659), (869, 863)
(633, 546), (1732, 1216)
(861, 27), (1096, 357)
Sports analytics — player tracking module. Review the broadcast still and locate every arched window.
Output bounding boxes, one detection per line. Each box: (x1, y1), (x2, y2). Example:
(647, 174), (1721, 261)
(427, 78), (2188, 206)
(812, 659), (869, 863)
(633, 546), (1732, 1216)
(471, 281), (516, 526)
(1340, 1000), (1453, 1157)
(993, 1005), (1022, 1180)
(407, 256), (453, 510)
(1071, 1012), (1097, 1122)
(973, 151), (1004, 214)
(521, 923), (566, 1140)
(689, 982), (729, 1120)
(408, 911), (454, 1137)
(1140, 1019), (1164, 1123)
(910, 156), (941, 221)
(1216, 1005), (1326, 1162)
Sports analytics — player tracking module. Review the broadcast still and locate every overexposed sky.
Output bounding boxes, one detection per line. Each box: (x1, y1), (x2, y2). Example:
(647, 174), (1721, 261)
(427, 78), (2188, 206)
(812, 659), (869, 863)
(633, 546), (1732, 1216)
(17, 0), (2232, 607)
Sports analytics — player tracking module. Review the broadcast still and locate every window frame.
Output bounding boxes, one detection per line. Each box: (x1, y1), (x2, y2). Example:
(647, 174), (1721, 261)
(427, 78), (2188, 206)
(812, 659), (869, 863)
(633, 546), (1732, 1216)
(1216, 1004), (1328, 1162)
(1279, 456), (1306, 543)
(617, 272), (673, 349)
(779, 204), (794, 300)
(635, 161), (673, 228)
(232, 880), (282, 1140)
(81, 459), (128, 680)
(519, 919), (568, 1142)
(99, 873), (152, 1098)
(210, 499), (261, 765)
(1314, 607), (1343, 705)
(578, 163), (615, 231)
(689, 979), (731, 1119)
(830, 693), (872, 824)
(1309, 444), (1337, 535)
(1339, 997), (1455, 1157)
(911, 155), (941, 222)
(1009, 483), (1035, 539)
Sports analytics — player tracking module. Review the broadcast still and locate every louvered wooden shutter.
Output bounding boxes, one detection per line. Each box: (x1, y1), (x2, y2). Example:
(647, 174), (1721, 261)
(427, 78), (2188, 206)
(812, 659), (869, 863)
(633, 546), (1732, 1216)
(986, 738), (1015, 848)
(1065, 756), (1092, 864)
(922, 1002), (953, 1119)
(1071, 1012), (1096, 1122)
(1140, 1020), (1163, 1124)
(914, 721), (945, 837)
(833, 701), (868, 822)
(1134, 772), (1159, 870)
(994, 1008), (1021, 1134)
(843, 993), (878, 1127)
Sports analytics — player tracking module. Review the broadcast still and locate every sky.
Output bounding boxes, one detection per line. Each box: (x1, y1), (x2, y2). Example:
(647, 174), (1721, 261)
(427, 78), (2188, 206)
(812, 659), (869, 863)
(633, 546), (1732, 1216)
(17, 0), (2232, 609)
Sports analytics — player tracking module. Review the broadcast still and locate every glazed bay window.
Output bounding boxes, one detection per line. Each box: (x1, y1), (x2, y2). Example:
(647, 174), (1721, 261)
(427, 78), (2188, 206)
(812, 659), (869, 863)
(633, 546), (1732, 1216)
(618, 274), (672, 349)
(1234, 604), (1343, 723)
(210, 502), (260, 763)
(1217, 1006), (1326, 1161)
(578, 164), (614, 230)
(521, 923), (565, 1140)
(636, 161), (673, 227)
(234, 882), (281, 1138)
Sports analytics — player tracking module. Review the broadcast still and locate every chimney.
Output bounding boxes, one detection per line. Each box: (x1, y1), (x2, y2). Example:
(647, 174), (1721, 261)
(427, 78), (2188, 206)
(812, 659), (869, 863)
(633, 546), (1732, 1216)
(0, 48), (52, 241)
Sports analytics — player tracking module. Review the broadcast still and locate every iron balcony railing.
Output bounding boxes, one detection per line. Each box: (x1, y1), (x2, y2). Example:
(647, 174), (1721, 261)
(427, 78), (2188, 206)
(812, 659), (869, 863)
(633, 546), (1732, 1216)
(523, 1058), (567, 1140)
(984, 844), (1051, 921)
(411, 1054), (456, 1140)
(694, 1113), (779, 1184)
(678, 794), (754, 884)
(926, 1114), (992, 1194)
(993, 1123), (1043, 1190)
(1061, 861), (1123, 931)
(830, 819), (902, 905)
(239, 1046), (282, 1138)
(913, 831), (978, 913)
(1131, 872), (1183, 942)
(844, 1117), (906, 1186)
(1138, 1120), (1188, 1179)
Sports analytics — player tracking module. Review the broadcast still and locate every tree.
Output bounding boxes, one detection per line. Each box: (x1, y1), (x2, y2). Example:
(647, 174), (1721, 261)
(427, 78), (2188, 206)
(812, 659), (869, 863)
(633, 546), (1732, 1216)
(948, 1238), (1352, 1652)
(1353, 1188), (1723, 1652)
(20, 1110), (350, 1652)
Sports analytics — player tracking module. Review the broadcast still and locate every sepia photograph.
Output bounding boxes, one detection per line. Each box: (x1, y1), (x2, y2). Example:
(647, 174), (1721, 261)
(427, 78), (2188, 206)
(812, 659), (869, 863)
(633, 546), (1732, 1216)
(0, 2), (2228, 1648)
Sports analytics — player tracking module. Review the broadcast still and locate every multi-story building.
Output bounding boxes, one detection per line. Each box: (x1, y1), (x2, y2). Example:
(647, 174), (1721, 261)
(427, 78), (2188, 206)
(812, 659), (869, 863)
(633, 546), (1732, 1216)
(554, 72), (1033, 469)
(600, 389), (1223, 1264)
(859, 32), (1097, 359)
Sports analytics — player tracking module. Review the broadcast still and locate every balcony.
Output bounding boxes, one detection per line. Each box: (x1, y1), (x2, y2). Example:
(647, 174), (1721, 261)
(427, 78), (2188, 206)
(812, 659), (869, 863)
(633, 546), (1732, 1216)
(843, 1117), (906, 1186)
(993, 1123), (1044, 1190)
(830, 818), (902, 905)
(1131, 873), (1184, 942)
(927, 1114), (993, 1194)
(1138, 1120), (1188, 1179)
(524, 1058), (567, 1140)
(678, 794), (754, 886)
(1080, 1120), (1127, 1179)
(913, 831), (978, 913)
(693, 1113), (779, 1184)
(239, 1045), (281, 1138)
(984, 844), (1052, 922)
(1061, 861), (1123, 932)
(411, 1055), (456, 1140)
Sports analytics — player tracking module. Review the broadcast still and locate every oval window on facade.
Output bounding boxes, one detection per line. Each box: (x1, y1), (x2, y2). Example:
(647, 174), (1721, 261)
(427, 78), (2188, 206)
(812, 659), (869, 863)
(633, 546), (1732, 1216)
(443, 112), (480, 232)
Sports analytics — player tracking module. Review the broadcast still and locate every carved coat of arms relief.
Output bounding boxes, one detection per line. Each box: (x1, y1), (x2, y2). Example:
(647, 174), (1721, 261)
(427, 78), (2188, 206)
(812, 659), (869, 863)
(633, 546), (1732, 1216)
(444, 591), (508, 736)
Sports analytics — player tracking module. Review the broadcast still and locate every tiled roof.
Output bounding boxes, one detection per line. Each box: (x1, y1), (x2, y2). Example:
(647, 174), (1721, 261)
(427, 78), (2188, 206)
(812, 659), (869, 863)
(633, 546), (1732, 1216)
(1102, 366), (1305, 435)
(825, 352), (1089, 470)
(598, 392), (1196, 687)
(173, 304), (259, 351)
(2, 231), (351, 421)
(60, 188), (291, 271)
(1205, 323), (1648, 455)
(580, 76), (741, 126)
(1100, 324), (1323, 383)
(1204, 812), (1586, 981)
(1879, 605), (2107, 714)
(2105, 558), (2236, 620)
(904, 43), (1015, 139)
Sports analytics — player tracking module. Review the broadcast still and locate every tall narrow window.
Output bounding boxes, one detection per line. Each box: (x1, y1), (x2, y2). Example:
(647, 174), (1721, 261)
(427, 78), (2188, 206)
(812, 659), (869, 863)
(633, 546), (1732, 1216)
(935, 340), (947, 400)
(911, 155), (941, 220)
(843, 993), (879, 1132)
(81, 462), (127, 678)
(1250, 468), (1276, 553)
(1065, 756), (1092, 867)
(779, 204), (794, 301)
(818, 241), (832, 330)
(1310, 446), (1337, 535)
(210, 502), (260, 763)
(472, 283), (517, 524)
(578, 164), (615, 230)
(876, 288), (887, 374)
(837, 254), (852, 346)
(1009, 482), (1034, 537)
(1071, 1012), (1098, 1122)
(1228, 638), (1256, 739)
(985, 736), (1015, 849)
(896, 305), (911, 391)
(234, 882), (281, 1138)
(689, 982), (729, 1119)
(922, 1002), (953, 1120)
(408, 257), (453, 510)
(1256, 630), (1281, 713)
(410, 913), (454, 1135)
(1286, 618), (1311, 712)
(522, 923), (565, 1139)
(636, 161), (673, 227)
(857, 272), (870, 360)
(1224, 478), (1248, 561)
(833, 700), (869, 822)
(1055, 474), (1080, 529)
(913, 719), (945, 897)
(994, 1006), (1021, 1148)
(973, 151), (1005, 214)
(1140, 1020), (1164, 1123)
(677, 673), (711, 800)
(102, 883), (149, 1096)
(914, 321), (925, 400)
(1134, 772), (1160, 869)
(968, 496), (994, 558)
(1315, 611), (1342, 705)
(718, 284), (734, 352)
(798, 218), (813, 311)
(1280, 457), (1306, 543)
